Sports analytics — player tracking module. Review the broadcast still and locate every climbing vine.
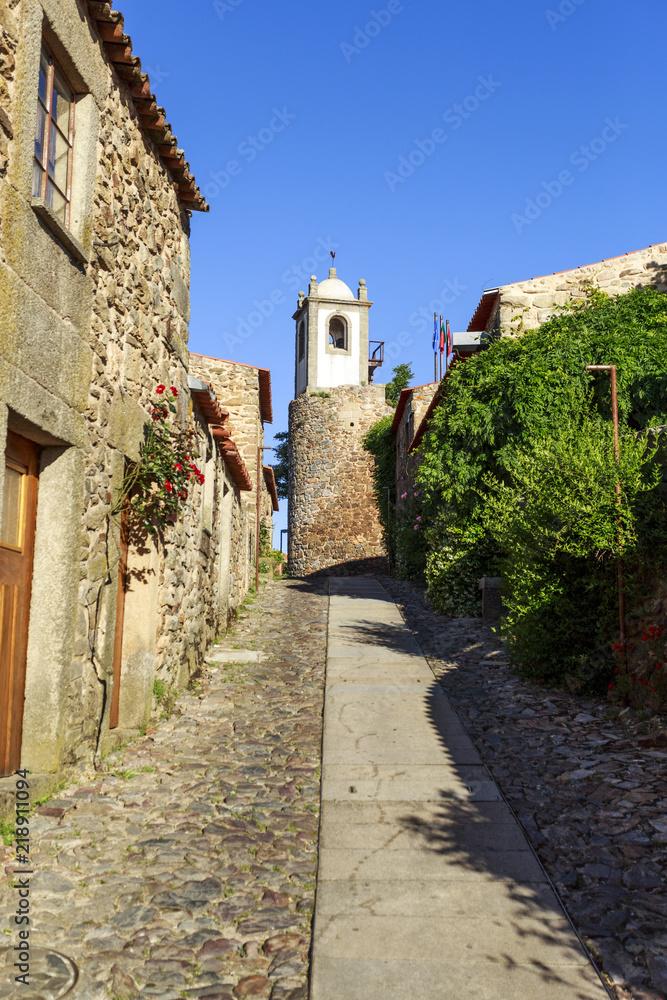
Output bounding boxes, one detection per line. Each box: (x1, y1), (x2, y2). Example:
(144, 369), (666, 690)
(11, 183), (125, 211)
(112, 384), (205, 535)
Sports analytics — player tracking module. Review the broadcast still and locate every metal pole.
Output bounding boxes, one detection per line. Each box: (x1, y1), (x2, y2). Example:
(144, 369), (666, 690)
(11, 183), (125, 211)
(255, 445), (274, 593)
(383, 487), (391, 572)
(439, 315), (443, 381)
(585, 364), (626, 649)
(433, 312), (438, 383)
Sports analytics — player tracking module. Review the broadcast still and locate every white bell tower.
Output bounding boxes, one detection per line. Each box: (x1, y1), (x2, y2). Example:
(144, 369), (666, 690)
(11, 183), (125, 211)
(293, 268), (374, 396)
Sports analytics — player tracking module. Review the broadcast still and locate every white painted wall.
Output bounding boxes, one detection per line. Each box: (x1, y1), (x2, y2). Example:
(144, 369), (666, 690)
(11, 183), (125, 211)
(296, 315), (309, 395)
(316, 309), (360, 388)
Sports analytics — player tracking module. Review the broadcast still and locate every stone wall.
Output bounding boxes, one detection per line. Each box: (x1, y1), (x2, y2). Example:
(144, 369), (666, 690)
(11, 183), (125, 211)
(395, 383), (439, 503)
(189, 354), (275, 617)
(0, 0), (219, 792)
(483, 244), (667, 338)
(288, 384), (392, 576)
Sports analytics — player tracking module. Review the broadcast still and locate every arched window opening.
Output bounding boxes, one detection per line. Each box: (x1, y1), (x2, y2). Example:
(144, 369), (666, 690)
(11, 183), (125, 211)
(328, 316), (348, 351)
(298, 322), (306, 361)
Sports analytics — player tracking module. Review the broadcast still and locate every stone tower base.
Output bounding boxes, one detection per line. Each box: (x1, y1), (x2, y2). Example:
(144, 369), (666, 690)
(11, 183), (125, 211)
(288, 385), (392, 577)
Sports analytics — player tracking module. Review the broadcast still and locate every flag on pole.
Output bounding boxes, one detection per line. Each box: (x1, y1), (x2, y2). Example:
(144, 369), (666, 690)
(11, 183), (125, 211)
(432, 313), (438, 353)
(446, 319), (454, 367)
(439, 315), (445, 355)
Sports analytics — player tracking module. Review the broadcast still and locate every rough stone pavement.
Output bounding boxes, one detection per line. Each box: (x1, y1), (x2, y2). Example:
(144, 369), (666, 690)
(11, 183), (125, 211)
(311, 577), (610, 1000)
(0, 578), (328, 1000)
(380, 576), (667, 1000)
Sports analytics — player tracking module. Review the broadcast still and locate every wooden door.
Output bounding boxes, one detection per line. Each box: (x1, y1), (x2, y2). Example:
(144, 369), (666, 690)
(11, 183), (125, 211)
(0, 432), (39, 776)
(109, 501), (129, 730)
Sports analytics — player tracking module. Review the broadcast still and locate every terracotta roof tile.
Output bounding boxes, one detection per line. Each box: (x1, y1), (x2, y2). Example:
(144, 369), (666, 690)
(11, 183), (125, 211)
(263, 465), (279, 512)
(189, 353), (274, 424)
(85, 1), (208, 212)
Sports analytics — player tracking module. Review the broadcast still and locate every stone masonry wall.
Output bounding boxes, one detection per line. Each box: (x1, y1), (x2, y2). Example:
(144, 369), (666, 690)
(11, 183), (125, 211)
(395, 383), (439, 504)
(288, 384), (392, 576)
(0, 0), (218, 783)
(487, 244), (667, 338)
(190, 354), (275, 613)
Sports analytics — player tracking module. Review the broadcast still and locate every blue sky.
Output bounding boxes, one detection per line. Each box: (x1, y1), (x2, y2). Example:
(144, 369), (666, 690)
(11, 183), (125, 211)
(120, 0), (667, 544)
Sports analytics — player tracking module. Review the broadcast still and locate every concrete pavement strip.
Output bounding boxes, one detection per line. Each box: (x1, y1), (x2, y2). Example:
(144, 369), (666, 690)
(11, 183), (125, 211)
(311, 577), (610, 1000)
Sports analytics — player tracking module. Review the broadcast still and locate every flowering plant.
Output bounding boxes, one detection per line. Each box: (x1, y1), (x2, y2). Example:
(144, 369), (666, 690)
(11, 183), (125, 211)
(609, 624), (667, 711)
(112, 385), (205, 535)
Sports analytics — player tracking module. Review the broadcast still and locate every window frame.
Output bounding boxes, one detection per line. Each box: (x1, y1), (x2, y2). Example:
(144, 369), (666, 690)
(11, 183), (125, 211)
(326, 315), (350, 354)
(33, 41), (76, 230)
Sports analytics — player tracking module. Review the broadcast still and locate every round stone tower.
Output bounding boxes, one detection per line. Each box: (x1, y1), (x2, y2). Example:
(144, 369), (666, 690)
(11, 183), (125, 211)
(288, 268), (392, 577)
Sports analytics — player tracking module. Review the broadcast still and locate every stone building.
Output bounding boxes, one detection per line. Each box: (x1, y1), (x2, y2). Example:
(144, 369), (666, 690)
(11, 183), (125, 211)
(0, 0), (274, 803)
(393, 244), (667, 498)
(189, 354), (277, 608)
(391, 382), (440, 502)
(467, 243), (667, 340)
(288, 268), (392, 576)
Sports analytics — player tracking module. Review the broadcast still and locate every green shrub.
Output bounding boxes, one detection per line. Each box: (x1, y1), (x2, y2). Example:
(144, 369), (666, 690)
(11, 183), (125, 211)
(415, 286), (667, 686)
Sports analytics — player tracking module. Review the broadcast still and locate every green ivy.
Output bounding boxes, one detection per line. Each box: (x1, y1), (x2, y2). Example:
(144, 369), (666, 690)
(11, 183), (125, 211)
(414, 286), (667, 688)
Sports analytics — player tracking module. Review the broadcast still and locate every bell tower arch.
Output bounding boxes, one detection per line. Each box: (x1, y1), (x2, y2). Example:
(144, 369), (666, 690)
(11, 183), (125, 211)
(293, 268), (372, 395)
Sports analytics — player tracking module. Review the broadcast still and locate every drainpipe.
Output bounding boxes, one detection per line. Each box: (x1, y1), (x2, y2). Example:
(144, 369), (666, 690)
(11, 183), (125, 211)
(256, 444), (274, 592)
(585, 364), (626, 652)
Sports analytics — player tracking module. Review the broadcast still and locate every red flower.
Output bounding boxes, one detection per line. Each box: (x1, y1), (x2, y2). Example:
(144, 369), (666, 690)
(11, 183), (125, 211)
(171, 387), (178, 396)
(156, 385), (166, 394)
(165, 481), (173, 493)
(608, 683), (613, 690)
(642, 679), (648, 686)
(642, 634), (650, 641)
(175, 463), (182, 472)
(179, 492), (187, 500)
(614, 668), (619, 674)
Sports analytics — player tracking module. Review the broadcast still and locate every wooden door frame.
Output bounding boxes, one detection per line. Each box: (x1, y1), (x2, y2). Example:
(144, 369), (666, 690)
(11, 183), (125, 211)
(0, 432), (39, 776)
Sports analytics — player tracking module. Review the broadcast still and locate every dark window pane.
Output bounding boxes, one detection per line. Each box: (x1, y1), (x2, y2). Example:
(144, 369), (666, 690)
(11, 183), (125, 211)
(38, 51), (49, 106)
(51, 68), (72, 134)
(32, 160), (44, 198)
(46, 179), (66, 223)
(48, 122), (69, 191)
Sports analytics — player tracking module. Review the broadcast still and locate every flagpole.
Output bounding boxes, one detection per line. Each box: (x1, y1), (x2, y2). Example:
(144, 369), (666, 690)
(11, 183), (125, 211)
(433, 312), (438, 382)
(439, 315), (443, 381)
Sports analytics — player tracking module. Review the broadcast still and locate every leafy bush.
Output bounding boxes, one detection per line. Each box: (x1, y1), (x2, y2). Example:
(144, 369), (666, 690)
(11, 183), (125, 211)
(482, 422), (660, 688)
(362, 415), (395, 552)
(415, 286), (667, 686)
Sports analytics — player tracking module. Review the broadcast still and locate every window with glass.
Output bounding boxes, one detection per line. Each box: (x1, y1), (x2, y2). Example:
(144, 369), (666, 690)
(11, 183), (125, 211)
(33, 44), (75, 227)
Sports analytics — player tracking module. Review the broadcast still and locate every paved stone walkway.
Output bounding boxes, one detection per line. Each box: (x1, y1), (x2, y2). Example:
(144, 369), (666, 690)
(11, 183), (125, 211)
(0, 579), (327, 1000)
(311, 578), (610, 1000)
(380, 576), (667, 1000)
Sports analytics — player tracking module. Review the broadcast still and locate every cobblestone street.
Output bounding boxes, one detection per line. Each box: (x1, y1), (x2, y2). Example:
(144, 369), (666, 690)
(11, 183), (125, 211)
(381, 578), (667, 1000)
(1, 579), (327, 1000)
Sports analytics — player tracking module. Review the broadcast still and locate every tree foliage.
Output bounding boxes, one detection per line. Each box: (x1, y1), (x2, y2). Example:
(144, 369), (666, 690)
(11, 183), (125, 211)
(272, 430), (289, 500)
(413, 286), (667, 688)
(385, 363), (414, 407)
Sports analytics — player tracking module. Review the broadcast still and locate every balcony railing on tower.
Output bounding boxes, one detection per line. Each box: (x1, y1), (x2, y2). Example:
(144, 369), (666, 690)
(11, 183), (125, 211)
(368, 341), (384, 383)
